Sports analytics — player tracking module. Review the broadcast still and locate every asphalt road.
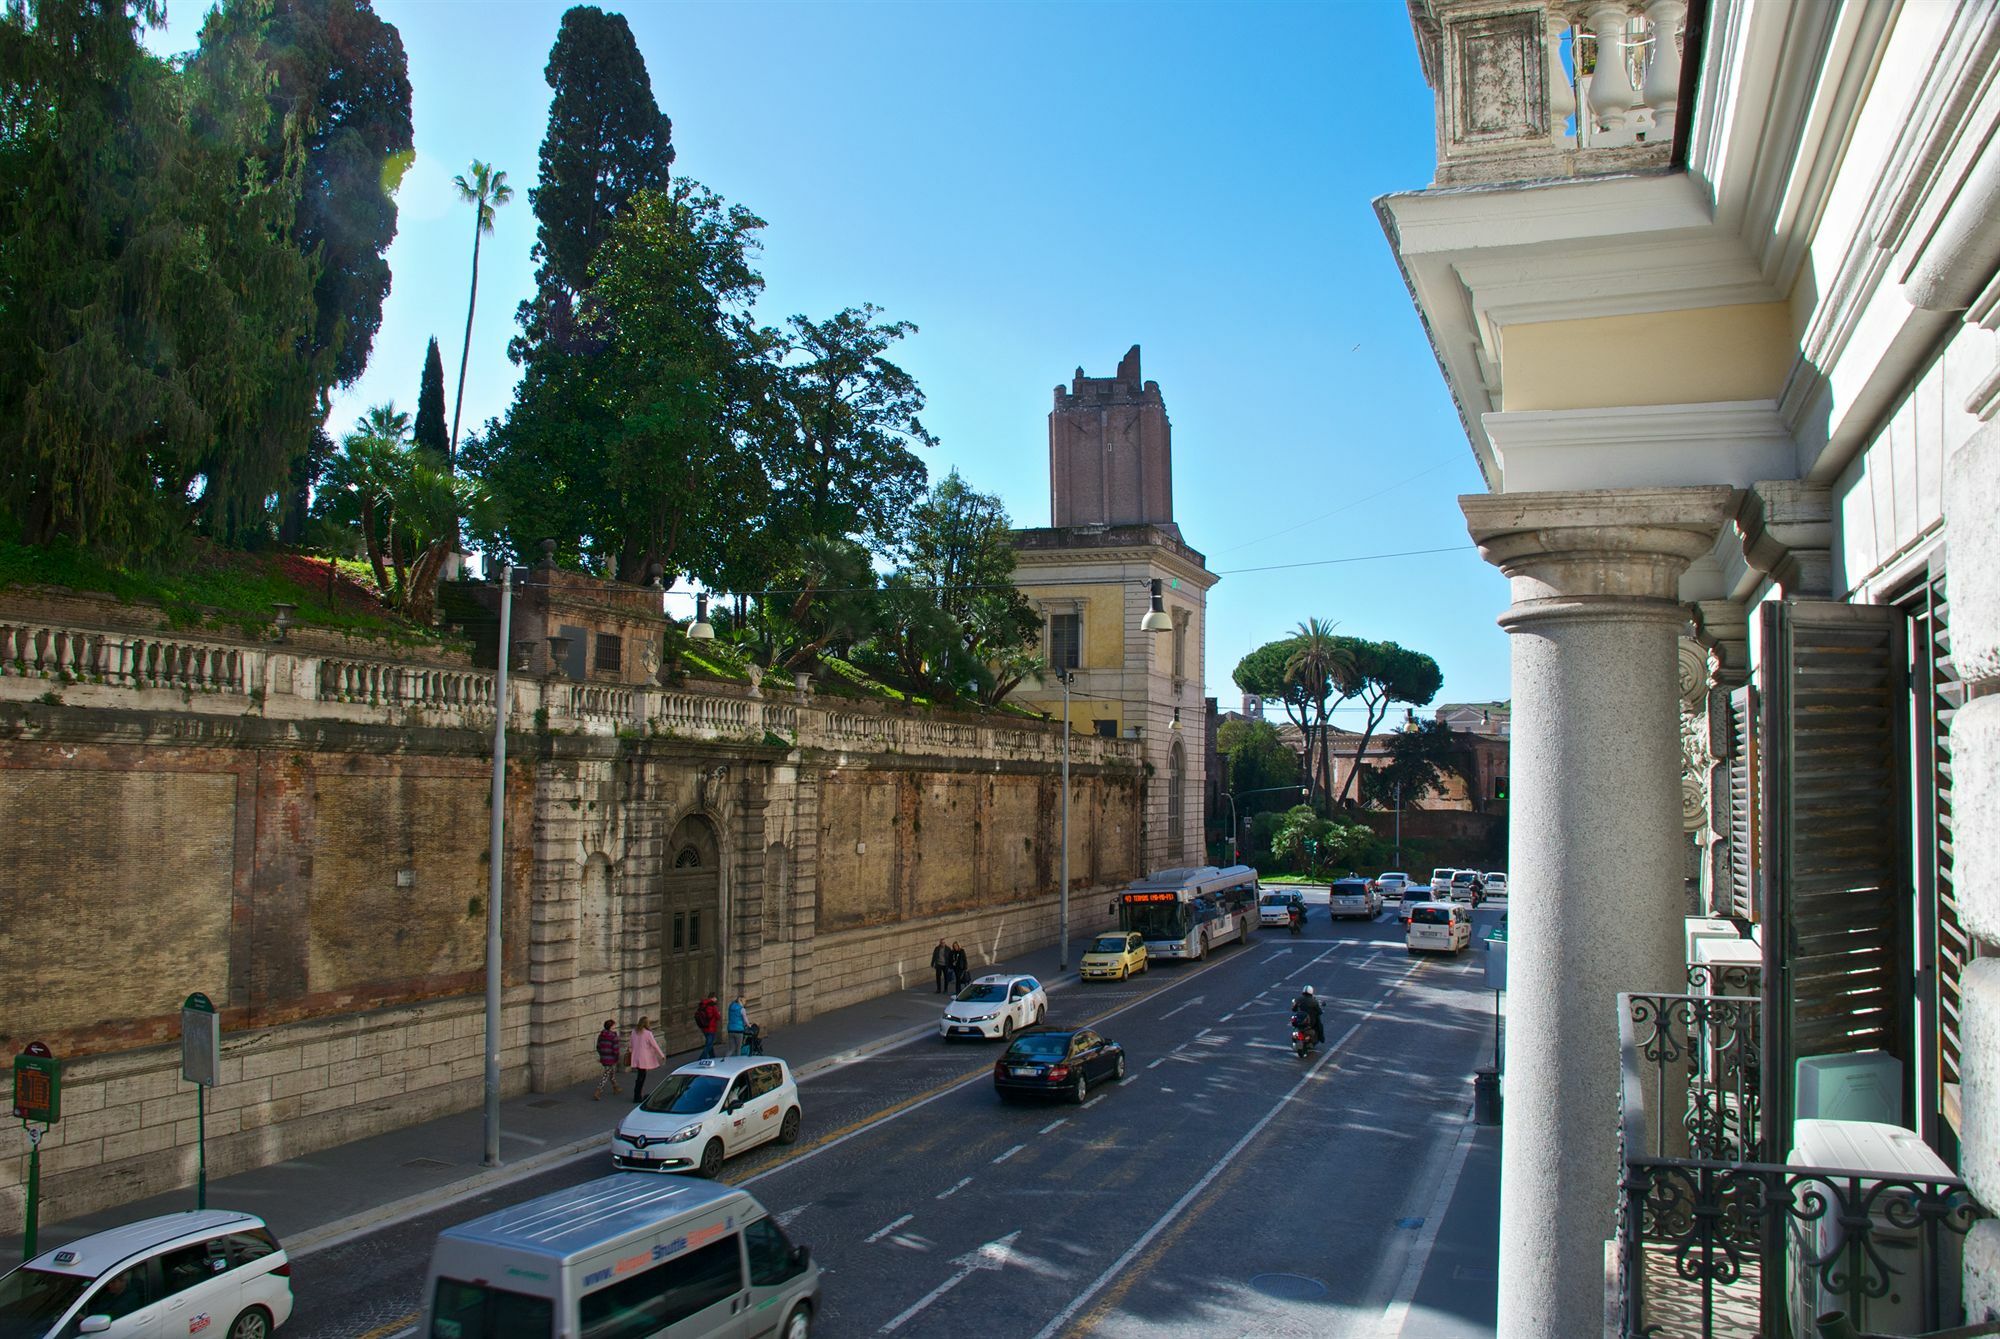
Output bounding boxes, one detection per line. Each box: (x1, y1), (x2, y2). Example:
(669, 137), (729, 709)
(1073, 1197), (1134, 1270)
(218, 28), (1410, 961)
(287, 901), (1503, 1339)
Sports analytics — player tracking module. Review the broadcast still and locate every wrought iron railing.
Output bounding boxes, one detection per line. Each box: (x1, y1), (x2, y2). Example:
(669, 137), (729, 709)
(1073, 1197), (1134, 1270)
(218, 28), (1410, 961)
(1617, 991), (1981, 1338)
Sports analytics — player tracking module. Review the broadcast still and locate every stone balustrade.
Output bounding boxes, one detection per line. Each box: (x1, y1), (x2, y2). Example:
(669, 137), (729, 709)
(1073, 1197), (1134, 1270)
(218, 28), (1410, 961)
(1411, 0), (1688, 186)
(0, 615), (1139, 767)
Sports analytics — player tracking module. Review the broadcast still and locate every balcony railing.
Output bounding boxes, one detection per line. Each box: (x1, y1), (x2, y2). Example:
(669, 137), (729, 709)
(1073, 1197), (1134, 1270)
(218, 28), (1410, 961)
(1411, 0), (1690, 186)
(1617, 991), (1981, 1338)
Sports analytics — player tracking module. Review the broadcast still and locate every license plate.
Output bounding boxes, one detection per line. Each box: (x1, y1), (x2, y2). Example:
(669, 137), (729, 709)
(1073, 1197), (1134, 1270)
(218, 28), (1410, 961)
(1011, 1067), (1036, 1077)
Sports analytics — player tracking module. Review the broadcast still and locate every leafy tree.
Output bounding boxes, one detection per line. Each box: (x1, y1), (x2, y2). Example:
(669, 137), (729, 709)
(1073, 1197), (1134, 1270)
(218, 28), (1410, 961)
(1233, 637), (1317, 801)
(469, 182), (769, 586)
(1217, 718), (1303, 808)
(449, 160), (513, 463)
(1, 0), (321, 554)
(414, 336), (448, 456)
(1285, 618), (1352, 805)
(1262, 805), (1373, 877)
(748, 536), (878, 673)
(515, 4), (673, 357)
(766, 305), (934, 552)
(1328, 640), (1444, 805)
(1359, 718), (1466, 809)
(318, 403), (410, 591)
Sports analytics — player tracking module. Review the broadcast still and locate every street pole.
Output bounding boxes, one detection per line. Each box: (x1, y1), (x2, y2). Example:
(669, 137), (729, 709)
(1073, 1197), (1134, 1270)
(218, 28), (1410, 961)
(1394, 781), (1403, 870)
(22, 1127), (40, 1260)
(1224, 792), (1239, 866)
(1058, 669), (1071, 972)
(483, 564), (513, 1168)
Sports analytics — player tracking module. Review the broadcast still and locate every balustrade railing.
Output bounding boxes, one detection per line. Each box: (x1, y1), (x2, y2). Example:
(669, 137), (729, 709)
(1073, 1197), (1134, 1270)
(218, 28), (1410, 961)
(1415, 0), (1690, 185)
(3, 622), (245, 694)
(1617, 991), (1980, 1337)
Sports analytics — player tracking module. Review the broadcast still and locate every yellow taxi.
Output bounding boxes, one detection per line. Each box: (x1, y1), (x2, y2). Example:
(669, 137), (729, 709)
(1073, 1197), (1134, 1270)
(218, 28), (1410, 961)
(1080, 931), (1149, 981)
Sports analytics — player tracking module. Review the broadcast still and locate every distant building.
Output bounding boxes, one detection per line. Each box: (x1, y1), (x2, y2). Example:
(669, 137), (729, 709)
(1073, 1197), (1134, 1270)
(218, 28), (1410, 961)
(1434, 701), (1509, 738)
(1011, 347), (1215, 870)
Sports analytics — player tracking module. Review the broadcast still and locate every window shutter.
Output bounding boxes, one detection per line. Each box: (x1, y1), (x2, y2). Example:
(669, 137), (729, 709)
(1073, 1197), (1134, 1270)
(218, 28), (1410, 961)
(1727, 685), (1759, 922)
(1758, 599), (1909, 1149)
(1916, 563), (1969, 1117)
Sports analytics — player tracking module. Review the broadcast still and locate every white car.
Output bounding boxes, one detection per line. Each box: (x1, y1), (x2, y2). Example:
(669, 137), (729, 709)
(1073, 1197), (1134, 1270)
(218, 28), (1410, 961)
(1485, 872), (1508, 896)
(1429, 867), (1456, 895)
(941, 974), (1048, 1040)
(1258, 891), (1306, 926)
(1327, 878), (1381, 920)
(612, 1056), (802, 1179)
(0, 1210), (294, 1339)
(1406, 902), (1473, 955)
(1377, 872), (1412, 899)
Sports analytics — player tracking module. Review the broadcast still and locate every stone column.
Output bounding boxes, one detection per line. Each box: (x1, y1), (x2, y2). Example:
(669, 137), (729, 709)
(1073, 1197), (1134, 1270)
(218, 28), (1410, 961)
(1462, 485), (1734, 1339)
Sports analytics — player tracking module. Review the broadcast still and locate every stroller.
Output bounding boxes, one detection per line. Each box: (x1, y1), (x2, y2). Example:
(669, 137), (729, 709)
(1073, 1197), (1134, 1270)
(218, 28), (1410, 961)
(742, 1023), (767, 1057)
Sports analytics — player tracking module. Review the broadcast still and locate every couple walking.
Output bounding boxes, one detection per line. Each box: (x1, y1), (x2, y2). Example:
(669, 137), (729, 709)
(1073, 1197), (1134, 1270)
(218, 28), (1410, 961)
(592, 1018), (665, 1103)
(931, 939), (970, 994)
(695, 993), (754, 1057)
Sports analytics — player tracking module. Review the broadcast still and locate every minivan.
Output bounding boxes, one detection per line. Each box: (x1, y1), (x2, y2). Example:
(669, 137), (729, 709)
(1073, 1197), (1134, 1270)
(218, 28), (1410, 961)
(423, 1174), (818, 1339)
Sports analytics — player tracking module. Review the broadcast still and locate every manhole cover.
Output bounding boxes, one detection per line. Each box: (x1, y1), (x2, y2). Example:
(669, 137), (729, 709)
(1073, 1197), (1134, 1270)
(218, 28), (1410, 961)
(402, 1157), (452, 1171)
(528, 1099), (562, 1109)
(1249, 1273), (1327, 1300)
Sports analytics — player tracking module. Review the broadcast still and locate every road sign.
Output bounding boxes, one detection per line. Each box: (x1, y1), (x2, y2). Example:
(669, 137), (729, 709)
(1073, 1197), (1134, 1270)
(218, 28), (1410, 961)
(12, 1046), (60, 1123)
(181, 993), (219, 1087)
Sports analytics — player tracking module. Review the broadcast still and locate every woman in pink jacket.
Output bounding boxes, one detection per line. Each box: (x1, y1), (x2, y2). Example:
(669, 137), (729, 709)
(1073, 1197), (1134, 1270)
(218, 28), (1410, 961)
(628, 1017), (665, 1103)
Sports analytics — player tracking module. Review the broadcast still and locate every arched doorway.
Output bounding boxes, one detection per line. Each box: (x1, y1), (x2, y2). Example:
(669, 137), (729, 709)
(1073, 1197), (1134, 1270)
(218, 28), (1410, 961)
(661, 814), (722, 1044)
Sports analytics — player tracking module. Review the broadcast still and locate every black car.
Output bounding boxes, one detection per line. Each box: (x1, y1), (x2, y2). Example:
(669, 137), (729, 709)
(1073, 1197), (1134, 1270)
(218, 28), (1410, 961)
(993, 1028), (1126, 1103)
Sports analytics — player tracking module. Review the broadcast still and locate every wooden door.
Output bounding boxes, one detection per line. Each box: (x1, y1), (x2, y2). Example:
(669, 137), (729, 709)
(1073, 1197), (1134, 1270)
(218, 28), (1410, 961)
(661, 815), (721, 1049)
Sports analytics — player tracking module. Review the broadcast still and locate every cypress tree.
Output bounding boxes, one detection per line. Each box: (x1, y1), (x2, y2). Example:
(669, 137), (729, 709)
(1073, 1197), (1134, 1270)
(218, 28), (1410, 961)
(414, 336), (448, 458)
(515, 6), (673, 356)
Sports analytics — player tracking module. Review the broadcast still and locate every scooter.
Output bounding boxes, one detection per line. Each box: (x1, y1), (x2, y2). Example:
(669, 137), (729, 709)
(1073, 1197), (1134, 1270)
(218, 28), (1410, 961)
(1287, 908), (1304, 937)
(1290, 1012), (1315, 1058)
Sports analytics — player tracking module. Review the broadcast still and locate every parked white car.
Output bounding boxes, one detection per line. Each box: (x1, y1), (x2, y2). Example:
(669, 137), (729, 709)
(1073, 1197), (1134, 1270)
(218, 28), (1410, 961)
(941, 974), (1048, 1040)
(1406, 902), (1473, 955)
(0, 1211), (294, 1339)
(612, 1056), (802, 1178)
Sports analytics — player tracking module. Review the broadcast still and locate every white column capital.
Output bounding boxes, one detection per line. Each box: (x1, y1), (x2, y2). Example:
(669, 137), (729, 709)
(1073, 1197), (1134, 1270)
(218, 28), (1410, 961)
(1461, 486), (1736, 623)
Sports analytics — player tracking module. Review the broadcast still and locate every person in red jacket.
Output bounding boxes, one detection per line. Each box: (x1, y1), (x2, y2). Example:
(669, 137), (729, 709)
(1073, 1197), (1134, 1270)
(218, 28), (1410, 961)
(591, 1020), (620, 1101)
(694, 995), (720, 1059)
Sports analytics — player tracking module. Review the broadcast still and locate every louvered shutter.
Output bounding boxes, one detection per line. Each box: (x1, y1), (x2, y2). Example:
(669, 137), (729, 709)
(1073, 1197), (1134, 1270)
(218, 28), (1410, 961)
(1727, 685), (1758, 922)
(1915, 563), (1969, 1121)
(1758, 600), (1910, 1149)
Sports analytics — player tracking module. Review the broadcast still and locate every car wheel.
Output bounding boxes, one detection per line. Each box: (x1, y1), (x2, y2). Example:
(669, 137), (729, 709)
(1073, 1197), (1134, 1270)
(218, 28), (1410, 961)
(778, 1107), (801, 1144)
(697, 1138), (725, 1179)
(1073, 1071), (1089, 1104)
(781, 1303), (812, 1339)
(1001, 1016), (1014, 1040)
(1035, 1003), (1046, 1024)
(1112, 1054), (1126, 1081)
(227, 1309), (272, 1339)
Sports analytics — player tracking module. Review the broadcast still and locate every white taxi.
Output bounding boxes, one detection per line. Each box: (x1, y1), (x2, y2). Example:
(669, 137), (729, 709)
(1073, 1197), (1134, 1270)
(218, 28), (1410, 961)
(940, 974), (1048, 1041)
(611, 1056), (802, 1179)
(0, 1211), (294, 1339)
(1405, 901), (1473, 955)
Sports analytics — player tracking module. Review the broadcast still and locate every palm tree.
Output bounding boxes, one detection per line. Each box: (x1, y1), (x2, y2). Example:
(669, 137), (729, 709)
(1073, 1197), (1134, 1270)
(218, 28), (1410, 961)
(1285, 618), (1351, 806)
(328, 404), (411, 594)
(448, 160), (513, 468)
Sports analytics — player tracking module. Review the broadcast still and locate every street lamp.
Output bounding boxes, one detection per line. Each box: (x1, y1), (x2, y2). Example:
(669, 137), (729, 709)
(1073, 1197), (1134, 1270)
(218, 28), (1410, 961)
(1057, 667), (1074, 971)
(483, 563), (516, 1167)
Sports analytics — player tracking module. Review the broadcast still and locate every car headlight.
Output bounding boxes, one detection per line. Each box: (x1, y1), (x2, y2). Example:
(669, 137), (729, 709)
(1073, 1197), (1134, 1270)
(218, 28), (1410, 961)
(966, 1012), (997, 1023)
(662, 1122), (706, 1143)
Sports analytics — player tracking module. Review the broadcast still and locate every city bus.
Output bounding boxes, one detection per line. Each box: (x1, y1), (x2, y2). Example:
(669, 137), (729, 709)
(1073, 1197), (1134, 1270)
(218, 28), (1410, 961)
(1117, 865), (1260, 961)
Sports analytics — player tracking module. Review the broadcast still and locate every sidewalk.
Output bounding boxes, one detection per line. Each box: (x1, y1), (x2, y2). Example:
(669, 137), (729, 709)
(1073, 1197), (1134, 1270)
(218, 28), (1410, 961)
(5, 933), (1501, 1335)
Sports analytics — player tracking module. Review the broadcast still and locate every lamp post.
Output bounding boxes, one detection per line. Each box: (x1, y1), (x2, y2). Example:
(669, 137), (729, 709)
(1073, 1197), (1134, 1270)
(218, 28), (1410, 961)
(483, 563), (514, 1167)
(1394, 780), (1403, 871)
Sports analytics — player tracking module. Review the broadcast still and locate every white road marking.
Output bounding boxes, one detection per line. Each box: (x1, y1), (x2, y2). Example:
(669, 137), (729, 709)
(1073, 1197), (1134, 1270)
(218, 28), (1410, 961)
(1082, 1094), (1105, 1109)
(773, 1205), (808, 1227)
(879, 1230), (1023, 1333)
(1376, 1114), (1480, 1338)
(992, 1144), (1025, 1164)
(1162, 996), (1206, 1020)
(1031, 957), (1424, 1339)
(864, 1214), (913, 1244)
(1246, 1040), (1296, 1051)
(1039, 1119), (1067, 1134)
(935, 1177), (973, 1199)
(1146, 1058), (1165, 1070)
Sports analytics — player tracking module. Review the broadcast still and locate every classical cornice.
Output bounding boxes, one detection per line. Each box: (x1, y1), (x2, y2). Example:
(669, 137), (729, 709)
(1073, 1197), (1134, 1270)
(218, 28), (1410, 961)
(1482, 400), (1794, 492)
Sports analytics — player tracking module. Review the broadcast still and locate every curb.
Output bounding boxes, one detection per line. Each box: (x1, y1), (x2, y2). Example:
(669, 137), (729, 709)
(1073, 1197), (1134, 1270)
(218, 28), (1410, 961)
(287, 1011), (954, 1259)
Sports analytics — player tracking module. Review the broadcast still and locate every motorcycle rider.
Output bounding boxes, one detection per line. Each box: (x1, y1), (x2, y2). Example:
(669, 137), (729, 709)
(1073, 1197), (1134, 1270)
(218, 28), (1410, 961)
(1287, 901), (1304, 935)
(1291, 984), (1324, 1045)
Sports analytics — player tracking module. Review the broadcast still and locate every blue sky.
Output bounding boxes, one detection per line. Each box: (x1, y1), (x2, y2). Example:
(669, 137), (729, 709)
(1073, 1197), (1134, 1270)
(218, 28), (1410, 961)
(148, 0), (1512, 714)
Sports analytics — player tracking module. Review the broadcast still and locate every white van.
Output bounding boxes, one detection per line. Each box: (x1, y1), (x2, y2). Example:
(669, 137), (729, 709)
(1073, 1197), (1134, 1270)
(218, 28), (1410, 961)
(423, 1174), (818, 1339)
(1405, 901), (1472, 955)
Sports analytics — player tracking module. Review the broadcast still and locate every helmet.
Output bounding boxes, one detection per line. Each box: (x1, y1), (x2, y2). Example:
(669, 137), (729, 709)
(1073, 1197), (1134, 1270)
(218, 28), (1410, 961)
(1302, 985), (1315, 997)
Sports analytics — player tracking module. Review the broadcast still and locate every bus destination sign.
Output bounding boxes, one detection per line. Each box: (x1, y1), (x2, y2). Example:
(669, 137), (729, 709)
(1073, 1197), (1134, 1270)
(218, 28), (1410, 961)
(1122, 891), (1178, 904)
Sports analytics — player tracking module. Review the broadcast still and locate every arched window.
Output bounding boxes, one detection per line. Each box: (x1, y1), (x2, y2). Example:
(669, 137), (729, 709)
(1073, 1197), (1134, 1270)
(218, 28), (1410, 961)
(1168, 741), (1185, 860)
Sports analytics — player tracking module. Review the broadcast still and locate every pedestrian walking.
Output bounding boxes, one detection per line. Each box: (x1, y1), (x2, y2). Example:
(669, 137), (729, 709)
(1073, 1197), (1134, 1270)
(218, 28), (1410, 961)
(628, 1017), (664, 1102)
(931, 938), (952, 994)
(694, 994), (720, 1059)
(727, 995), (750, 1056)
(591, 1019), (621, 1101)
(949, 941), (969, 993)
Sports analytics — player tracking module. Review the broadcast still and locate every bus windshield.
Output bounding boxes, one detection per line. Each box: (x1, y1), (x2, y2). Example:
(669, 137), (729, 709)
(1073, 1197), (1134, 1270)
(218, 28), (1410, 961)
(1122, 898), (1189, 941)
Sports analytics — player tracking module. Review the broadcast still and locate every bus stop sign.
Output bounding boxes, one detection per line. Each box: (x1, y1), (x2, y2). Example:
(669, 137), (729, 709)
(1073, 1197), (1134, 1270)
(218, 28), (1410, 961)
(181, 993), (219, 1088)
(13, 1045), (60, 1123)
